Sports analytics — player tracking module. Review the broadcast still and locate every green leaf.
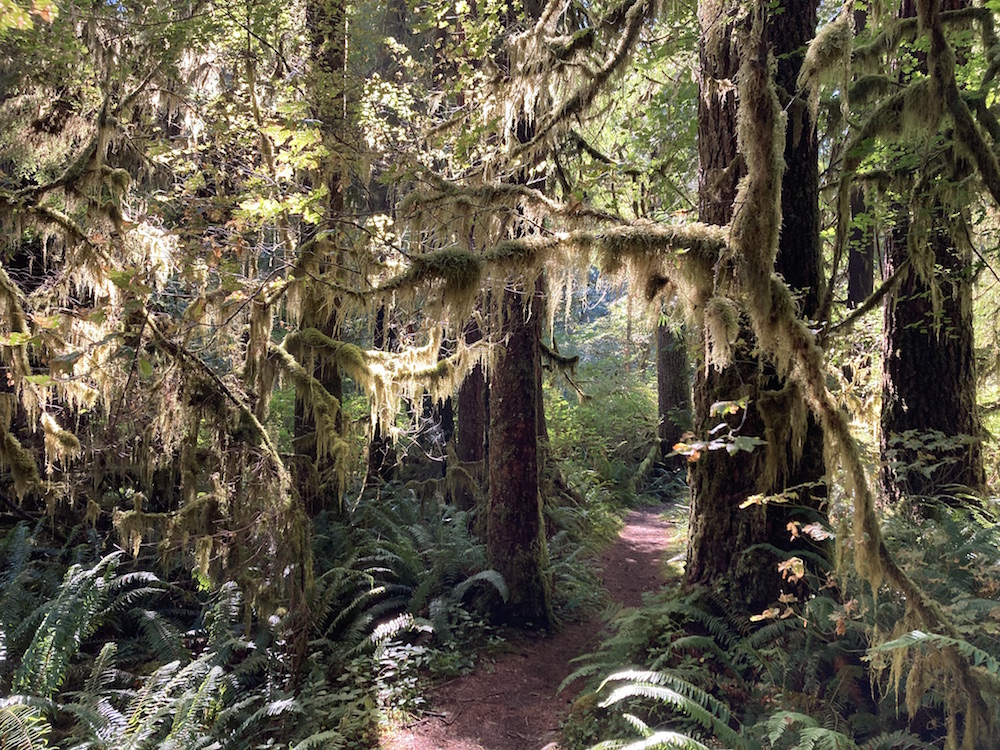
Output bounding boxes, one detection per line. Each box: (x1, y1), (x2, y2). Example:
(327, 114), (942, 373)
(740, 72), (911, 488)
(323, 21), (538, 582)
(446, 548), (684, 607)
(0, 332), (35, 347)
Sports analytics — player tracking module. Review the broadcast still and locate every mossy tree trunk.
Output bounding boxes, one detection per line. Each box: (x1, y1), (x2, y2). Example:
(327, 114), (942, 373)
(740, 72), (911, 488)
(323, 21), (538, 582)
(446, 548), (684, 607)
(485, 0), (554, 628)
(878, 0), (984, 507)
(686, 0), (827, 614)
(686, 0), (748, 600)
(848, 188), (875, 308)
(293, 0), (348, 515)
(487, 283), (555, 629)
(880, 203), (984, 504)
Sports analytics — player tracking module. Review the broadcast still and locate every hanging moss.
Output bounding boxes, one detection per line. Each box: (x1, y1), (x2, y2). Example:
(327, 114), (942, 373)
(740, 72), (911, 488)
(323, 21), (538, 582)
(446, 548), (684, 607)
(703, 296), (740, 370)
(41, 412), (81, 467)
(1, 431), (41, 499)
(798, 10), (854, 123)
(757, 381), (808, 492)
(374, 248), (484, 314)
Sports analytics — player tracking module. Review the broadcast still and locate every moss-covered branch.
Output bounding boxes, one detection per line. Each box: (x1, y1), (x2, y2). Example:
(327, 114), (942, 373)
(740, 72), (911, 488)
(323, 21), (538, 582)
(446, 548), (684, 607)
(507, 0), (651, 163)
(150, 318), (289, 486)
(852, 7), (991, 73)
(822, 259), (909, 341)
(402, 172), (626, 226)
(921, 0), (1000, 211)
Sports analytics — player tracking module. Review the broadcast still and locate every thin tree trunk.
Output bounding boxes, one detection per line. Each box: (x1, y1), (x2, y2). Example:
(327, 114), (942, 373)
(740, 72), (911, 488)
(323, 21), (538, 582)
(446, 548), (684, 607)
(454, 319), (486, 511)
(847, 188), (875, 308)
(656, 321), (692, 466)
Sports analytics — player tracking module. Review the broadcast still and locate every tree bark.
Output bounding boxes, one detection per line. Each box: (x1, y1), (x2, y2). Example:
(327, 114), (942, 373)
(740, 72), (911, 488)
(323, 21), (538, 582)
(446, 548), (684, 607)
(686, 0), (826, 614)
(454, 319), (486, 511)
(292, 0), (349, 515)
(878, 0), (984, 507)
(880, 203), (983, 504)
(484, 0), (555, 628)
(847, 188), (875, 308)
(487, 284), (555, 628)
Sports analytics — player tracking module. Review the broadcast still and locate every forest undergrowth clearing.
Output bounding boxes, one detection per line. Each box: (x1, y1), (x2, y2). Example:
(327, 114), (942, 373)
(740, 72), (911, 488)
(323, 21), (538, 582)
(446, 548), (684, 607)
(381, 505), (680, 750)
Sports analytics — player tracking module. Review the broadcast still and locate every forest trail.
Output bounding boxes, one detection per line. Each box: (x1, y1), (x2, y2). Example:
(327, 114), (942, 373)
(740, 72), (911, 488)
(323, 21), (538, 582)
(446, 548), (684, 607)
(382, 506), (677, 750)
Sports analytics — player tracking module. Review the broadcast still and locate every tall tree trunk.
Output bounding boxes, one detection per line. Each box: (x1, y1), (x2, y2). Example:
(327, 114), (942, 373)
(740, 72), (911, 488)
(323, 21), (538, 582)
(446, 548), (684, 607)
(293, 0), (349, 515)
(878, 0), (983, 506)
(686, 0), (826, 614)
(847, 188), (875, 308)
(484, 0), (554, 628)
(686, 0), (757, 605)
(487, 283), (555, 628)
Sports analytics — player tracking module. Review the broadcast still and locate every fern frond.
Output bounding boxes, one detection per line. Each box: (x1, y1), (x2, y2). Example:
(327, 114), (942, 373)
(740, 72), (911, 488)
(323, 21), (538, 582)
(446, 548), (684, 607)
(164, 663), (225, 747)
(657, 599), (739, 651)
(598, 671), (743, 750)
(0, 697), (51, 750)
(598, 669), (735, 727)
(13, 553), (122, 698)
(765, 710), (817, 743)
(132, 609), (187, 663)
(289, 729), (348, 750)
(452, 569), (508, 603)
(797, 725), (860, 750)
(666, 635), (739, 674)
(860, 728), (936, 749)
(593, 730), (712, 750)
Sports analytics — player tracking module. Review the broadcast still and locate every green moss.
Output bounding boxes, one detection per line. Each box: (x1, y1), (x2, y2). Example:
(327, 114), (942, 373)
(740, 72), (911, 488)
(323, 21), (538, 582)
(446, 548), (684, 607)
(412, 248), (483, 288)
(3, 431), (40, 498)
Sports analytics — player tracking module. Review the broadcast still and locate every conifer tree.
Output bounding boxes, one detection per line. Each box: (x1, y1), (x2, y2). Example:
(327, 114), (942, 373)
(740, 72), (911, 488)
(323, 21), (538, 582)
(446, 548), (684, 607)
(685, 0), (827, 613)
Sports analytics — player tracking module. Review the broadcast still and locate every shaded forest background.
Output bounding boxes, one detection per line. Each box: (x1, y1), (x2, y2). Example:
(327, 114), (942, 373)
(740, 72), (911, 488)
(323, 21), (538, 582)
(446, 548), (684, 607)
(4, 0), (1000, 747)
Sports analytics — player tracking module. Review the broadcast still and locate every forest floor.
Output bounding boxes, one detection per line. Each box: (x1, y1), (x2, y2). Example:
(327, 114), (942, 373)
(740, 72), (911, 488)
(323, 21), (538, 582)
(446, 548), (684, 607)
(381, 505), (680, 750)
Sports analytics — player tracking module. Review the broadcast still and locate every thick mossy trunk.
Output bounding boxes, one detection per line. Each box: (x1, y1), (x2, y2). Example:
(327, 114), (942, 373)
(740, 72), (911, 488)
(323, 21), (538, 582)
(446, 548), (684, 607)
(686, 0), (749, 603)
(878, 0), (983, 507)
(487, 285), (555, 630)
(294, 0), (348, 515)
(880, 204), (983, 504)
(686, 0), (826, 614)
(686, 345), (772, 609)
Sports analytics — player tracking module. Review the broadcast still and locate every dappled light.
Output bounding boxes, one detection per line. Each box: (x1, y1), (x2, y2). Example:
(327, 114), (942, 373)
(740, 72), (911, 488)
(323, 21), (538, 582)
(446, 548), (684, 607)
(3, 0), (1000, 747)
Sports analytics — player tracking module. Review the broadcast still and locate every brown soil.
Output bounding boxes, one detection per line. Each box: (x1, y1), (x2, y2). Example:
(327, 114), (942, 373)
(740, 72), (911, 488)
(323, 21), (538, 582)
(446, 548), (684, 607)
(381, 506), (676, 750)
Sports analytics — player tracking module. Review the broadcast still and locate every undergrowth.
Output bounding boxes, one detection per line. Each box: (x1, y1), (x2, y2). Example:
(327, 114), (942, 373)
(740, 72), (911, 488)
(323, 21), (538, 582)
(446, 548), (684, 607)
(562, 501), (1000, 750)
(0, 460), (623, 750)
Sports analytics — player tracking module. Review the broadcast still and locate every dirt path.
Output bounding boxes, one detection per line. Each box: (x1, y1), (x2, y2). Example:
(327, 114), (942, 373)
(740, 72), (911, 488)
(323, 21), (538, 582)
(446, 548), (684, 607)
(382, 506), (675, 750)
